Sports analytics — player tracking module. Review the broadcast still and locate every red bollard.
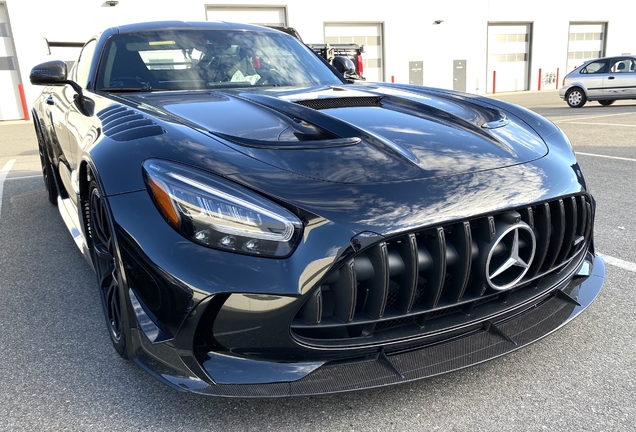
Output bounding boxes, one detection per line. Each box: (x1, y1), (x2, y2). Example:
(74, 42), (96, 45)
(556, 68), (560, 89)
(391, 76), (394, 83)
(538, 68), (542, 91)
(18, 84), (30, 121)
(492, 71), (496, 94)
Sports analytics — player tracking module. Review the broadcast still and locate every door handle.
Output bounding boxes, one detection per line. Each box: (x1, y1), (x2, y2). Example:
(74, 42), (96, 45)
(46, 96), (54, 105)
(608, 76), (615, 80)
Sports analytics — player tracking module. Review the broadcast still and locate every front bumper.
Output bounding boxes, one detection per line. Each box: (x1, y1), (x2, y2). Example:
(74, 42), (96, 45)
(129, 253), (604, 397)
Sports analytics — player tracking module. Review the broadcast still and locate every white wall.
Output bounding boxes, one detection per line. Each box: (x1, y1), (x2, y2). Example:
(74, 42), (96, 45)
(2, 0), (635, 110)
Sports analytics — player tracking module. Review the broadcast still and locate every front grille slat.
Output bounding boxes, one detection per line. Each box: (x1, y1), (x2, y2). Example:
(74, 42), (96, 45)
(421, 228), (447, 308)
(557, 196), (578, 263)
(576, 195), (587, 237)
(292, 194), (593, 346)
(448, 222), (472, 302)
(542, 199), (566, 272)
(395, 234), (419, 314)
(526, 203), (551, 279)
(363, 243), (390, 319)
(584, 201), (593, 245)
(332, 260), (357, 323)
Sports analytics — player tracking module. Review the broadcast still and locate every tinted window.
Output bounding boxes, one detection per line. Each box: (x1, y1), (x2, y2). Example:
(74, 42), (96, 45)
(97, 29), (343, 91)
(609, 58), (636, 73)
(580, 60), (607, 74)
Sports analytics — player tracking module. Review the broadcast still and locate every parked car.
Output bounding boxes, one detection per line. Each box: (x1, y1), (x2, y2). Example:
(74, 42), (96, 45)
(29, 21), (605, 397)
(559, 55), (636, 107)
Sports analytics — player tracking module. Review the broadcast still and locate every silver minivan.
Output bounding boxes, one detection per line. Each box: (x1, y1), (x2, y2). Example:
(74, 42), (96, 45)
(559, 56), (636, 108)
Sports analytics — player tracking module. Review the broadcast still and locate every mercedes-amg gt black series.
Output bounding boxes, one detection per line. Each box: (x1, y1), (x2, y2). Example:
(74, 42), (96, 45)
(29, 21), (605, 397)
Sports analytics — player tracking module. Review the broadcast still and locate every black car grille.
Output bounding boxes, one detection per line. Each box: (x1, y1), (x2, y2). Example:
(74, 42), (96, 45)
(292, 194), (593, 347)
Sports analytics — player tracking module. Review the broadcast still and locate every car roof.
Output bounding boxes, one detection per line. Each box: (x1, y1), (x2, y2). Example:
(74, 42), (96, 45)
(581, 55), (636, 63)
(112, 20), (278, 34)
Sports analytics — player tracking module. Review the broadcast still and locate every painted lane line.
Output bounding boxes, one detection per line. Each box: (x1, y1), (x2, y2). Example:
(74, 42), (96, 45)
(598, 253), (636, 274)
(553, 111), (636, 123)
(562, 121), (636, 127)
(576, 152), (636, 162)
(0, 159), (17, 219)
(5, 174), (43, 181)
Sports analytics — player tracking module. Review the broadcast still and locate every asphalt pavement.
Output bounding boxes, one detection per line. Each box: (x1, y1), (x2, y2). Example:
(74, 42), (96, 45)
(0, 90), (634, 431)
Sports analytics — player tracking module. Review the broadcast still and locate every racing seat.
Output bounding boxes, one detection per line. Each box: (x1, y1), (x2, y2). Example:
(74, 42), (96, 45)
(108, 48), (161, 89)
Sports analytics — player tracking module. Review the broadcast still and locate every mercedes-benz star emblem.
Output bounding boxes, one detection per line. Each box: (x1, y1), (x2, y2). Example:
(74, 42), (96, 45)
(486, 222), (536, 291)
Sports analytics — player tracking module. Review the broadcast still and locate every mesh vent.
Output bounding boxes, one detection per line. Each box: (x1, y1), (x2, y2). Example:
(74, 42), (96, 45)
(292, 195), (593, 346)
(295, 97), (382, 110)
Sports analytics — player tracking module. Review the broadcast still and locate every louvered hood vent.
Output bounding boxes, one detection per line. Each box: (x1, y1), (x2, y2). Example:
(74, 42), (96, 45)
(292, 194), (593, 348)
(97, 105), (165, 142)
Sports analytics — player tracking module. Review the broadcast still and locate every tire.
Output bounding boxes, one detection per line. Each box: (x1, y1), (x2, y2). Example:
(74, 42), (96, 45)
(566, 88), (587, 108)
(35, 124), (58, 205)
(87, 180), (129, 359)
(598, 100), (616, 106)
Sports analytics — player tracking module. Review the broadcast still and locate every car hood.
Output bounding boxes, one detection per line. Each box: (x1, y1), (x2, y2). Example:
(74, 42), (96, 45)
(121, 84), (548, 184)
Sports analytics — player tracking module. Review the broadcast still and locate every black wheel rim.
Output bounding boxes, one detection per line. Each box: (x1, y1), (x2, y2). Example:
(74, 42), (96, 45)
(90, 187), (123, 342)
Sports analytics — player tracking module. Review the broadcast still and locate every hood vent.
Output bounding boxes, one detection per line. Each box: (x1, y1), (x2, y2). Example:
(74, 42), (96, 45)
(97, 105), (165, 142)
(295, 96), (382, 111)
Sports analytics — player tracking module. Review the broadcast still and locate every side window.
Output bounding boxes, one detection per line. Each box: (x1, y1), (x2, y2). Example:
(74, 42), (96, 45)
(580, 60), (607, 74)
(610, 58), (636, 73)
(75, 40), (97, 88)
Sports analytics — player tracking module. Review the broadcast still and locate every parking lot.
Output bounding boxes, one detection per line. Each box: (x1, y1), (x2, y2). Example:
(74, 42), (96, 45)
(0, 90), (634, 431)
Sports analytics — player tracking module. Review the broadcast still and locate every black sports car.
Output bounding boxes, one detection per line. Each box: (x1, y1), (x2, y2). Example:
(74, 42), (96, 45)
(29, 21), (605, 397)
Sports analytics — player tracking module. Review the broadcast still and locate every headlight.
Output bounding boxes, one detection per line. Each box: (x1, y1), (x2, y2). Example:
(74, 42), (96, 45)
(143, 159), (303, 257)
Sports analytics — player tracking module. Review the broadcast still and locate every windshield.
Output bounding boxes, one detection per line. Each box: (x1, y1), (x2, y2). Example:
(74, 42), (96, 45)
(96, 29), (344, 91)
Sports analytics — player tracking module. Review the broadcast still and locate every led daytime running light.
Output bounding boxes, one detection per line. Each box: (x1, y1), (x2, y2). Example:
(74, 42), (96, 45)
(166, 172), (296, 242)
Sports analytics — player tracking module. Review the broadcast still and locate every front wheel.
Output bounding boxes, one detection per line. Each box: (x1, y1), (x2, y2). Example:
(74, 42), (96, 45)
(87, 180), (129, 359)
(566, 88), (587, 108)
(598, 100), (616, 106)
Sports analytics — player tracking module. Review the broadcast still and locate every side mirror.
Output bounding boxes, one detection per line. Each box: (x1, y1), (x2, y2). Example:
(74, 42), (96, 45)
(332, 56), (356, 75)
(30, 60), (68, 85)
(30, 60), (84, 98)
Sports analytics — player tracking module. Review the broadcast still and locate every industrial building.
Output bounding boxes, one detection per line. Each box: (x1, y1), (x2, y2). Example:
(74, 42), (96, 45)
(0, 0), (633, 120)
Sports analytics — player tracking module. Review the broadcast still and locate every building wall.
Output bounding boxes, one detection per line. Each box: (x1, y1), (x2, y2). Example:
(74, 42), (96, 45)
(1, 0), (635, 119)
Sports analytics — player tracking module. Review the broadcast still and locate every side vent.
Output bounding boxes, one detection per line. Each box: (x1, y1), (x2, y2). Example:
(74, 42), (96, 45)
(97, 105), (164, 142)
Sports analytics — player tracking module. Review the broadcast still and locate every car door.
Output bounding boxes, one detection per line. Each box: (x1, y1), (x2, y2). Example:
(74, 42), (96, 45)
(577, 59), (608, 99)
(603, 57), (636, 99)
(40, 82), (73, 174)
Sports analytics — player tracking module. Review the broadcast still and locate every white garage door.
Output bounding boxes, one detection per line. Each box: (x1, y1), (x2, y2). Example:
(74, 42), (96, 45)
(0, 3), (22, 121)
(205, 6), (286, 27)
(487, 24), (531, 93)
(566, 23), (606, 73)
(324, 23), (383, 82)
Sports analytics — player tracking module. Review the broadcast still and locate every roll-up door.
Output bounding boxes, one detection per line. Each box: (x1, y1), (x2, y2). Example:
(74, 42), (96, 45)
(487, 23), (531, 93)
(566, 23), (607, 73)
(324, 23), (383, 82)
